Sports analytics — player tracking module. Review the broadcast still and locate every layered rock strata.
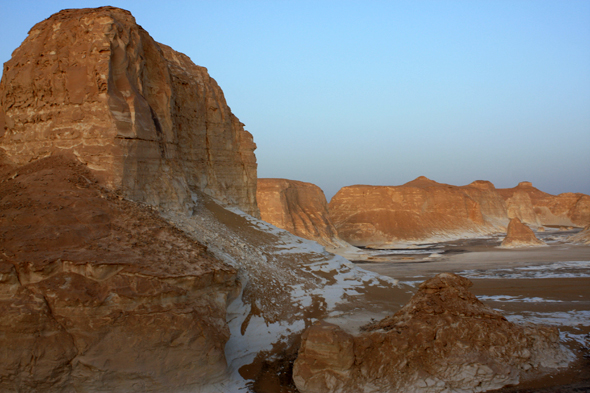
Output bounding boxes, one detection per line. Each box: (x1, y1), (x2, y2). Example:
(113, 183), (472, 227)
(0, 6), (259, 216)
(0, 155), (240, 392)
(293, 273), (570, 393)
(500, 218), (546, 248)
(257, 178), (351, 250)
(329, 177), (509, 247)
(498, 182), (590, 229)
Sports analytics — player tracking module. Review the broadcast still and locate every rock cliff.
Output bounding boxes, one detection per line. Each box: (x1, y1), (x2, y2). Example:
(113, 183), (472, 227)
(500, 218), (546, 248)
(0, 6), (259, 217)
(293, 273), (571, 393)
(328, 177), (508, 247)
(0, 155), (240, 392)
(498, 182), (590, 229)
(257, 178), (351, 250)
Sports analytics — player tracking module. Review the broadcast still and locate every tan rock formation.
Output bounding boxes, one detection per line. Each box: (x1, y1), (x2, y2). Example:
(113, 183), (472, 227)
(569, 225), (590, 245)
(328, 177), (508, 247)
(0, 6), (259, 217)
(257, 178), (350, 250)
(500, 218), (546, 248)
(498, 182), (590, 228)
(293, 273), (570, 393)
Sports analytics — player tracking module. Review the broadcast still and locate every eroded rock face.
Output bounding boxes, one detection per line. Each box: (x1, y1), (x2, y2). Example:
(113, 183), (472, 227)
(0, 6), (259, 217)
(569, 225), (590, 245)
(500, 217), (546, 248)
(257, 178), (349, 249)
(498, 182), (590, 229)
(293, 273), (571, 393)
(0, 155), (239, 392)
(328, 177), (508, 247)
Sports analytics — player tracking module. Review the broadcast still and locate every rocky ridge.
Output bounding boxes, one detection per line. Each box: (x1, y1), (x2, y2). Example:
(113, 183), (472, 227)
(0, 7), (259, 216)
(293, 273), (571, 393)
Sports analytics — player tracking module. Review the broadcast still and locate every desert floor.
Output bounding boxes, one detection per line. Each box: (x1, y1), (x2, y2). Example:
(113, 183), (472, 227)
(354, 229), (590, 392)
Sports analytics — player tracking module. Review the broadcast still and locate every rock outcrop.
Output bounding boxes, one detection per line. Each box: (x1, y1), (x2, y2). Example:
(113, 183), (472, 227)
(0, 7), (259, 217)
(500, 218), (546, 248)
(0, 155), (240, 392)
(498, 182), (590, 229)
(293, 273), (571, 393)
(569, 225), (590, 245)
(328, 177), (508, 247)
(257, 178), (351, 250)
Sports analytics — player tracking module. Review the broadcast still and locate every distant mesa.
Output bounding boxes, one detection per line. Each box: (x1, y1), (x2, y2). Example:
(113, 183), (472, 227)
(293, 273), (570, 393)
(0, 6), (259, 217)
(500, 218), (546, 248)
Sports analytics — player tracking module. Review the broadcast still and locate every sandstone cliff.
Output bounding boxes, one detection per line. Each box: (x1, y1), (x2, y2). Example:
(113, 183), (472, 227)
(257, 178), (352, 251)
(0, 155), (239, 392)
(500, 218), (546, 248)
(498, 182), (590, 229)
(293, 273), (570, 393)
(0, 7), (259, 216)
(328, 177), (508, 247)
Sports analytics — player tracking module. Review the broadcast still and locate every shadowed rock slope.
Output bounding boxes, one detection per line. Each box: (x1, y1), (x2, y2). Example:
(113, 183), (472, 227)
(293, 273), (571, 393)
(0, 6), (258, 216)
(0, 155), (239, 392)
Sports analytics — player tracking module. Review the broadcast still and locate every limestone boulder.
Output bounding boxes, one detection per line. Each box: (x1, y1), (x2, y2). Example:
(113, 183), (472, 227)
(0, 155), (240, 392)
(293, 273), (571, 393)
(0, 6), (259, 217)
(328, 177), (508, 247)
(257, 178), (350, 250)
(500, 218), (546, 248)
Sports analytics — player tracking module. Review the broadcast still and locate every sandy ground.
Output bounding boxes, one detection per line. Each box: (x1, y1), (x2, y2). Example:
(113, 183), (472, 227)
(354, 233), (590, 393)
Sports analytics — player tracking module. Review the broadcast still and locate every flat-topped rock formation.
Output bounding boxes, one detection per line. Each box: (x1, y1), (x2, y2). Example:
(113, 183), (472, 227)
(498, 182), (590, 229)
(0, 6), (259, 216)
(293, 273), (571, 393)
(0, 155), (240, 392)
(500, 217), (546, 248)
(328, 177), (509, 247)
(257, 178), (352, 251)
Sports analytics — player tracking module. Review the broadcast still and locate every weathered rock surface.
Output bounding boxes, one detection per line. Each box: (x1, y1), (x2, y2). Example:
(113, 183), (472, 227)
(569, 225), (590, 245)
(0, 6), (259, 216)
(0, 155), (240, 392)
(498, 182), (590, 229)
(329, 177), (509, 247)
(500, 218), (546, 248)
(257, 178), (351, 250)
(293, 273), (571, 393)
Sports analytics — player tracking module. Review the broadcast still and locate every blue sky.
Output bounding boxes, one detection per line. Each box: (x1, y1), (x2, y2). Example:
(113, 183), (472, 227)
(1, 1), (589, 200)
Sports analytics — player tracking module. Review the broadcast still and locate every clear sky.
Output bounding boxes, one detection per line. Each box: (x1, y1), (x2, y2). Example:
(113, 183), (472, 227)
(1, 1), (589, 200)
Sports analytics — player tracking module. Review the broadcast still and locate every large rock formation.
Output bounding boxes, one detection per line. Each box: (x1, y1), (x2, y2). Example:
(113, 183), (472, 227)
(257, 178), (351, 250)
(0, 155), (240, 392)
(500, 217), (546, 248)
(498, 182), (590, 229)
(0, 7), (259, 216)
(328, 177), (508, 247)
(293, 273), (571, 393)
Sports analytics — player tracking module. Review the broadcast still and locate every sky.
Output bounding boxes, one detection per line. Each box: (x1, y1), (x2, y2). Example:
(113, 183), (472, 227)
(1, 1), (589, 200)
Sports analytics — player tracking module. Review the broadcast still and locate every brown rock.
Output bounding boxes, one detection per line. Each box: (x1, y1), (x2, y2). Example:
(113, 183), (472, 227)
(328, 177), (508, 247)
(0, 7), (259, 217)
(569, 225), (590, 245)
(293, 273), (571, 393)
(498, 182), (590, 228)
(257, 178), (349, 249)
(0, 155), (239, 392)
(500, 218), (546, 248)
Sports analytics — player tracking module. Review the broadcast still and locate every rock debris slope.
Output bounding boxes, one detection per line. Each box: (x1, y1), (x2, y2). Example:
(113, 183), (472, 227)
(500, 217), (546, 248)
(293, 273), (571, 393)
(0, 6), (259, 216)
(0, 155), (240, 392)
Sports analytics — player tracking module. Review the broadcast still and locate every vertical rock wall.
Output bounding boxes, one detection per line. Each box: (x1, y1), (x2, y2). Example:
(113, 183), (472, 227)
(0, 7), (259, 217)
